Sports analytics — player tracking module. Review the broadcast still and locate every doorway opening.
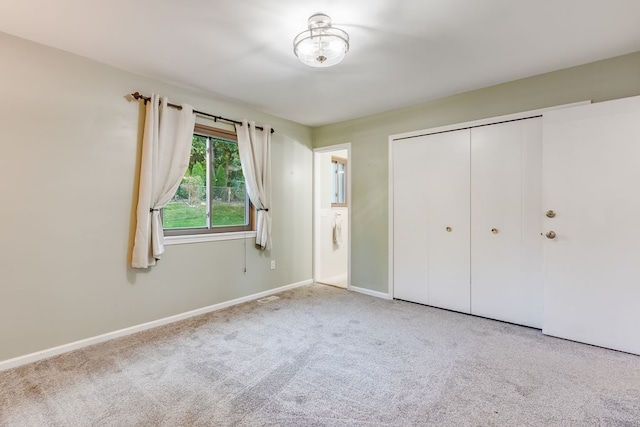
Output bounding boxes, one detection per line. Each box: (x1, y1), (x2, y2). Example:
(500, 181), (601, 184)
(313, 144), (351, 289)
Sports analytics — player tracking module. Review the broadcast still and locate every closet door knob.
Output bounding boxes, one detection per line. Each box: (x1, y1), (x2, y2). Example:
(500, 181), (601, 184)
(546, 210), (556, 218)
(491, 228), (499, 234)
(546, 230), (556, 239)
(446, 227), (452, 232)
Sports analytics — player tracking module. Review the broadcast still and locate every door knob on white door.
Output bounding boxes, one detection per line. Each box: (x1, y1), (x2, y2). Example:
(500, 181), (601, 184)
(546, 230), (557, 239)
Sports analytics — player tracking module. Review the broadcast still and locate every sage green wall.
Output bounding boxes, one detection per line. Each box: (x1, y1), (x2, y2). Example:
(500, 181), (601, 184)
(313, 52), (640, 294)
(0, 32), (313, 362)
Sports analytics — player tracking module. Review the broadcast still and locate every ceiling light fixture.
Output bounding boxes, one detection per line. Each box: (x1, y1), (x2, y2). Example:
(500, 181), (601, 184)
(293, 13), (350, 68)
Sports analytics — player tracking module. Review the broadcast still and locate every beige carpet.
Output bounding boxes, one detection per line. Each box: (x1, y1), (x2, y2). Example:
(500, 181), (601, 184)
(1, 284), (639, 426)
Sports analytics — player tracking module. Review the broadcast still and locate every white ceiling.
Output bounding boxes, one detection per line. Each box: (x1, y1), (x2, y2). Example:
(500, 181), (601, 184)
(1, 0), (639, 127)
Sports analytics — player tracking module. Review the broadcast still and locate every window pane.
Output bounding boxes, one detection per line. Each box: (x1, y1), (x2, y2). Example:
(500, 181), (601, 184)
(211, 138), (247, 226)
(164, 134), (208, 229)
(337, 162), (345, 203)
(332, 158), (347, 205)
(163, 131), (250, 233)
(212, 187), (247, 226)
(163, 183), (207, 228)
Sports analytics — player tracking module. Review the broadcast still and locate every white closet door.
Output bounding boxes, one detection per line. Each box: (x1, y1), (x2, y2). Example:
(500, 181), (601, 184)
(393, 137), (429, 304)
(471, 120), (542, 327)
(543, 96), (640, 355)
(520, 118), (544, 328)
(393, 130), (470, 311)
(425, 130), (471, 313)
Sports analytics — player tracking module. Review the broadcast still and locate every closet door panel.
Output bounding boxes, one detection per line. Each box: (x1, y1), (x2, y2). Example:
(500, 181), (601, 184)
(393, 138), (429, 304)
(471, 122), (524, 324)
(426, 130), (471, 313)
(543, 96), (640, 355)
(520, 118), (543, 328)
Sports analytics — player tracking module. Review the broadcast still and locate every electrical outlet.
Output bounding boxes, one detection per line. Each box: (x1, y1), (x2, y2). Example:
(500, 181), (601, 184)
(270, 260), (276, 270)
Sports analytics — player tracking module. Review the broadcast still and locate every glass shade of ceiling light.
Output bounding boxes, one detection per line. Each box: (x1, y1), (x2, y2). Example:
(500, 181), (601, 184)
(293, 13), (350, 67)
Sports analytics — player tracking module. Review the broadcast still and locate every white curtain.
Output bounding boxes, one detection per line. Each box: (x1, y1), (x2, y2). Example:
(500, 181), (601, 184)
(236, 120), (272, 250)
(132, 94), (196, 268)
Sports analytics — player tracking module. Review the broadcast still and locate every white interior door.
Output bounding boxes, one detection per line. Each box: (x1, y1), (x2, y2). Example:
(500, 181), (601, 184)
(470, 118), (543, 327)
(393, 130), (470, 311)
(543, 96), (640, 355)
(520, 118), (544, 327)
(425, 130), (471, 313)
(471, 121), (525, 324)
(314, 144), (351, 290)
(393, 137), (429, 304)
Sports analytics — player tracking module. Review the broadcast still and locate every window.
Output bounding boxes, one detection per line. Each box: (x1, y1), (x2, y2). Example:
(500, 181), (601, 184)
(331, 156), (347, 207)
(163, 123), (253, 235)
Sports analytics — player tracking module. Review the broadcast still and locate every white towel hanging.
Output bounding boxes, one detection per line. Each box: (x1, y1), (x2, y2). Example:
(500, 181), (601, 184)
(333, 215), (343, 246)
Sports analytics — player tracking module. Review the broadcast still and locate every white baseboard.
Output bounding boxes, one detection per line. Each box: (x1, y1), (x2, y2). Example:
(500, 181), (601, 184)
(0, 279), (313, 372)
(349, 285), (392, 300)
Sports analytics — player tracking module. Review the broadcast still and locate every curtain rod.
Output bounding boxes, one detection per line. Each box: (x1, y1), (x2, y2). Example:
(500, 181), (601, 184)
(131, 92), (275, 134)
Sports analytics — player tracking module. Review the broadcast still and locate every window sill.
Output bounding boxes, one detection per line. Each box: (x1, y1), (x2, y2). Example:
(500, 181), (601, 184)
(164, 231), (257, 246)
